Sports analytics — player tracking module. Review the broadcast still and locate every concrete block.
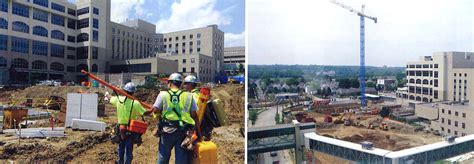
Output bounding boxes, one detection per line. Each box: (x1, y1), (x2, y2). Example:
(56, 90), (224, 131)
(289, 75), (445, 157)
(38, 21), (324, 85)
(71, 119), (106, 132)
(66, 93), (98, 127)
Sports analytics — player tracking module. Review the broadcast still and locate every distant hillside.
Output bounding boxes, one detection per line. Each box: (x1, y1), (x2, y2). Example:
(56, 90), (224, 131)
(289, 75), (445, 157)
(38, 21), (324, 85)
(249, 65), (405, 79)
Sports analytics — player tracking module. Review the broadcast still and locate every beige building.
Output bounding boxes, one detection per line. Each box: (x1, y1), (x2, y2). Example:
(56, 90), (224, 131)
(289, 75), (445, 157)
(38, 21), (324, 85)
(0, 0), (224, 84)
(404, 52), (474, 136)
(158, 25), (225, 82)
(223, 46), (245, 75)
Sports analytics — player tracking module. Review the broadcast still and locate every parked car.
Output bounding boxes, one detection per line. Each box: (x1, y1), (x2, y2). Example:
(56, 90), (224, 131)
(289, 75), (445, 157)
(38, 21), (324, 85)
(270, 151), (278, 157)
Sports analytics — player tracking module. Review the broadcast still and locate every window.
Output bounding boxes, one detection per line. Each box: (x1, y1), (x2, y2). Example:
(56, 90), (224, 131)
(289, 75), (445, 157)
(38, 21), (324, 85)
(67, 19), (76, 29)
(93, 19), (99, 29)
(448, 110), (451, 115)
(77, 33), (89, 42)
(92, 30), (98, 42)
(191, 58), (195, 63)
(32, 41), (48, 56)
(50, 62), (64, 71)
(434, 79), (438, 87)
(0, 35), (6, 51)
(455, 111), (458, 116)
(11, 37), (29, 54)
(0, 0), (7, 12)
(51, 44), (64, 58)
(455, 121), (458, 127)
(0, 18), (6, 29)
(77, 18), (89, 29)
(448, 119), (451, 125)
(32, 60), (47, 70)
(197, 33), (201, 39)
(191, 67), (195, 73)
(76, 64), (88, 72)
(13, 3), (29, 18)
(12, 21), (29, 33)
(67, 66), (75, 72)
(51, 3), (65, 12)
(12, 58), (28, 69)
(67, 35), (75, 43)
(33, 0), (48, 8)
(93, 7), (99, 15)
(92, 47), (98, 59)
(51, 14), (65, 26)
(68, 8), (76, 16)
(442, 109), (445, 113)
(463, 113), (466, 118)
(91, 64), (98, 72)
(434, 64), (438, 68)
(441, 118), (444, 123)
(33, 26), (48, 37)
(182, 68), (186, 73)
(190, 34), (193, 39)
(76, 47), (88, 59)
(77, 7), (89, 16)
(462, 123), (465, 129)
(33, 9), (48, 22)
(0, 56), (6, 67)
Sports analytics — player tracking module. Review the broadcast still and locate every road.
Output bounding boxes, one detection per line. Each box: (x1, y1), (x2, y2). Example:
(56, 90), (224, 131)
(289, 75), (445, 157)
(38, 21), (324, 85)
(249, 105), (293, 164)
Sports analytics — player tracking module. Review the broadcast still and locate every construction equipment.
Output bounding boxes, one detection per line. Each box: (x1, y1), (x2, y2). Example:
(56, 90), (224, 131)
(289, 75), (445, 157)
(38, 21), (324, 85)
(3, 106), (28, 129)
(343, 112), (353, 126)
(333, 112), (346, 124)
(367, 123), (374, 129)
(324, 115), (333, 123)
(331, 0), (377, 107)
(42, 95), (65, 110)
(80, 70), (153, 109)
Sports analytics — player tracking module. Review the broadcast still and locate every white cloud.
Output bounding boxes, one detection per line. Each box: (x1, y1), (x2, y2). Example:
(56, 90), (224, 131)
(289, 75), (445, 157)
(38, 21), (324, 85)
(110, 0), (147, 23)
(155, 0), (231, 33)
(225, 31), (245, 47)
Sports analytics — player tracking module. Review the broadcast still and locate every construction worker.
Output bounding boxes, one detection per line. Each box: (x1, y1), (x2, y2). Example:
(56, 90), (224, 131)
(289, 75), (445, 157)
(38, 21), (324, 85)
(152, 73), (201, 164)
(106, 82), (153, 164)
(183, 75), (211, 140)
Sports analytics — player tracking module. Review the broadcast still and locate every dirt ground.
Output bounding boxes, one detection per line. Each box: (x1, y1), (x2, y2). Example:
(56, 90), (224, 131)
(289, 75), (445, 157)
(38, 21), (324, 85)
(306, 112), (442, 151)
(0, 84), (245, 163)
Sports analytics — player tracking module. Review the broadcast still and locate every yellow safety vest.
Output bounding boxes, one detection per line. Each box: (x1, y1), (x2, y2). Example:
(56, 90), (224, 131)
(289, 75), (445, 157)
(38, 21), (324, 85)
(162, 89), (195, 126)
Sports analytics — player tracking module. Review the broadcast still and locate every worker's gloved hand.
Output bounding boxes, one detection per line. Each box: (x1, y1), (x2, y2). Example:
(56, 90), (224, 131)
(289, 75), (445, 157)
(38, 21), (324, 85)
(104, 92), (110, 102)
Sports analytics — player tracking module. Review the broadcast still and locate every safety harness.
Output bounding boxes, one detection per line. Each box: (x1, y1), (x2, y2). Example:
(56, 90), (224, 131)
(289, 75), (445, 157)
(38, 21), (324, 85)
(164, 90), (185, 127)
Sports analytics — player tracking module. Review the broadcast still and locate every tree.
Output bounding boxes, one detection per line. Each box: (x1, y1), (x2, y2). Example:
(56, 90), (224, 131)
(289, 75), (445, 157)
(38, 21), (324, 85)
(275, 112), (281, 124)
(249, 109), (258, 125)
(238, 63), (245, 74)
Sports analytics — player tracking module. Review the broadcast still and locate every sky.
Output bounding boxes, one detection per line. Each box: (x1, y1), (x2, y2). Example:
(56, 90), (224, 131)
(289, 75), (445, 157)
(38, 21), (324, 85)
(68, 0), (245, 47)
(248, 0), (473, 66)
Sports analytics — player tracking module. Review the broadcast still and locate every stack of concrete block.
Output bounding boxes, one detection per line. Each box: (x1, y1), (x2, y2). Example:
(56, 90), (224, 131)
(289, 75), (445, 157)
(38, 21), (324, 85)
(71, 119), (106, 132)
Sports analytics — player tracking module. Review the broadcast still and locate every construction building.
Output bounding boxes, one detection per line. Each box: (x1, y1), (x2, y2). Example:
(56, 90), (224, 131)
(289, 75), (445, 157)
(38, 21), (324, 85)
(0, 0), (224, 85)
(223, 46), (245, 75)
(400, 52), (474, 137)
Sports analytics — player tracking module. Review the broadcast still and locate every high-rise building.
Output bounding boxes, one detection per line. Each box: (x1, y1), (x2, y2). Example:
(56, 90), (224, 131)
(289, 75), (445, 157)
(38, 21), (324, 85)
(0, 0), (224, 84)
(401, 52), (474, 136)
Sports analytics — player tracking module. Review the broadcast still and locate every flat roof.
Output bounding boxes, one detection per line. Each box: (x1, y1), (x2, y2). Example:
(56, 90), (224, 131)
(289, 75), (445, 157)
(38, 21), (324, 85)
(365, 93), (380, 98)
(305, 133), (392, 156)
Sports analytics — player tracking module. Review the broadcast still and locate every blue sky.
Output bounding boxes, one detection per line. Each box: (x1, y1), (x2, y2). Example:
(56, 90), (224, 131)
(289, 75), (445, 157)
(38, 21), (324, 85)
(68, 0), (245, 47)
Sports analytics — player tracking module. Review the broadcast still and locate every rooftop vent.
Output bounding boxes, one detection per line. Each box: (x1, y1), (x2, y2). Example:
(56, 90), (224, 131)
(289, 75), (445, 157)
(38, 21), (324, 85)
(445, 135), (456, 143)
(361, 141), (373, 150)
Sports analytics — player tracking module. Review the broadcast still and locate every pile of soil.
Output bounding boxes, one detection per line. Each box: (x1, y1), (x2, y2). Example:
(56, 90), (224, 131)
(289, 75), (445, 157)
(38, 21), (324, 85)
(211, 84), (245, 122)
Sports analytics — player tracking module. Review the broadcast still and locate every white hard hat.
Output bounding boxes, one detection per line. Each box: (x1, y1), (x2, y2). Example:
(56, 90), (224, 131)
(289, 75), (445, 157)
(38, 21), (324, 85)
(168, 73), (183, 82)
(123, 82), (136, 93)
(184, 75), (199, 84)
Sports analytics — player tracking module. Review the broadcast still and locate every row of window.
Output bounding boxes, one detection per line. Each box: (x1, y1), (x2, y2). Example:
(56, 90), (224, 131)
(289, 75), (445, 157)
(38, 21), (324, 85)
(0, 57), (64, 71)
(407, 64), (439, 69)
(164, 33), (201, 42)
(440, 127), (466, 137)
(407, 70), (438, 78)
(440, 118), (466, 130)
(408, 78), (439, 87)
(2, 20), (96, 42)
(0, 35), (65, 58)
(111, 37), (153, 60)
(112, 28), (155, 42)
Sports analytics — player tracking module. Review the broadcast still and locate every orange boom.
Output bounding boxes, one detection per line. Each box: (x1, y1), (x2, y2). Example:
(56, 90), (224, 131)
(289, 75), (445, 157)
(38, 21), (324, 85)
(80, 70), (153, 110)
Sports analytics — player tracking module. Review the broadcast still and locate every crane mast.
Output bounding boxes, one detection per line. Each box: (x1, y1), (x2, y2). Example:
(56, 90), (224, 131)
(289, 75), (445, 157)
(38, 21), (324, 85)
(331, 0), (377, 107)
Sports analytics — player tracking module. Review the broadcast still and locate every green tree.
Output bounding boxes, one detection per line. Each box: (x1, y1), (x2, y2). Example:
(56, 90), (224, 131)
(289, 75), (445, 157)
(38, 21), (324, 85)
(249, 109), (258, 125)
(275, 112), (281, 124)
